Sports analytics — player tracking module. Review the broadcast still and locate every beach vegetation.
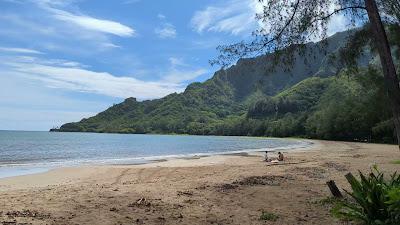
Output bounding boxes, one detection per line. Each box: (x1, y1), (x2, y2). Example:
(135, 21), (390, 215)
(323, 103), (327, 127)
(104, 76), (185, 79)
(333, 167), (400, 224)
(259, 211), (279, 221)
(315, 196), (342, 206)
(392, 160), (400, 164)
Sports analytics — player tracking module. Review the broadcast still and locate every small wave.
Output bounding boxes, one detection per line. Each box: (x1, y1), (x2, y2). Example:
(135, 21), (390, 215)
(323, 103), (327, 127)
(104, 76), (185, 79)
(0, 139), (311, 179)
(0, 140), (311, 167)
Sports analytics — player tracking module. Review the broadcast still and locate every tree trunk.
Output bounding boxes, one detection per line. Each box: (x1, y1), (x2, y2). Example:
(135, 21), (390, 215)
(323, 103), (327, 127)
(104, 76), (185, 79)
(365, 0), (400, 148)
(326, 180), (343, 198)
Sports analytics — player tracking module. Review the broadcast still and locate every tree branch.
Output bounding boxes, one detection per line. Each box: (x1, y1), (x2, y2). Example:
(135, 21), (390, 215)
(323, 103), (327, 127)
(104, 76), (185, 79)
(315, 6), (366, 22)
(259, 0), (301, 49)
(259, 5), (366, 53)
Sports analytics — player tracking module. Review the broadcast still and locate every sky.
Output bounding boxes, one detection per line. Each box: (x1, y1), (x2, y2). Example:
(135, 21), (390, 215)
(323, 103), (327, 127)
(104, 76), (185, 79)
(0, 0), (350, 131)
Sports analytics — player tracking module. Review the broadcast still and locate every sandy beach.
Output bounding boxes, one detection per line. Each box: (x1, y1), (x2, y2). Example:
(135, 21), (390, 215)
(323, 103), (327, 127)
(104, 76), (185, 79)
(0, 140), (399, 225)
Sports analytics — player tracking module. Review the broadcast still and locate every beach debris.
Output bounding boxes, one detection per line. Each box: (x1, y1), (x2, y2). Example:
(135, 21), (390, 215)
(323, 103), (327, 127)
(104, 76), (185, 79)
(128, 198), (151, 207)
(288, 167), (326, 179)
(109, 207), (118, 212)
(233, 175), (292, 186)
(322, 162), (348, 171)
(68, 213), (76, 219)
(157, 216), (166, 221)
(173, 204), (184, 209)
(135, 218), (144, 224)
(5, 210), (50, 220)
(183, 199), (196, 204)
(1, 221), (17, 225)
(352, 154), (366, 158)
(195, 184), (210, 190)
(177, 190), (193, 196)
(217, 183), (239, 192)
(216, 175), (292, 192)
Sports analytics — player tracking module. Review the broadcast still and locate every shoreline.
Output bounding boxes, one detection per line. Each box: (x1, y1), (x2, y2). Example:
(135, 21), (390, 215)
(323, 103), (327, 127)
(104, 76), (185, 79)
(0, 138), (312, 180)
(0, 140), (398, 225)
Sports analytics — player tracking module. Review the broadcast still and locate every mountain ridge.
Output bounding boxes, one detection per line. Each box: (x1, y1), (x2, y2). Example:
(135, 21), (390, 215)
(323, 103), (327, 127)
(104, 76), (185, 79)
(53, 29), (392, 143)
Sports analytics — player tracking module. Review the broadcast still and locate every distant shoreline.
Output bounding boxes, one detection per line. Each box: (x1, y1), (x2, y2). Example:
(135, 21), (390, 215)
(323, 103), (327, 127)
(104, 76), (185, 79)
(49, 129), (397, 146)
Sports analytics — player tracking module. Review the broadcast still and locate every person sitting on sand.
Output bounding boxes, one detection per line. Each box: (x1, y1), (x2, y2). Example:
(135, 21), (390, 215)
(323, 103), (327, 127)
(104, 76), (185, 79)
(278, 152), (284, 161)
(264, 151), (271, 162)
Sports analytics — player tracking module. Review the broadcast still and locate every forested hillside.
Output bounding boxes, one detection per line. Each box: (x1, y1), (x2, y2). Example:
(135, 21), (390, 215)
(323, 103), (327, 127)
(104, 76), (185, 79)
(53, 29), (397, 143)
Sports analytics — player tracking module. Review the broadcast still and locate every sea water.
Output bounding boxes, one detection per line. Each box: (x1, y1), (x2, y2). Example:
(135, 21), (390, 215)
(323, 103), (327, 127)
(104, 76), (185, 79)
(0, 131), (310, 178)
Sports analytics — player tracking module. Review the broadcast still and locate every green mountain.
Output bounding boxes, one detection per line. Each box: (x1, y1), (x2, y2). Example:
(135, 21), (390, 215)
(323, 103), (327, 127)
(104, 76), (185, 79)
(53, 30), (394, 143)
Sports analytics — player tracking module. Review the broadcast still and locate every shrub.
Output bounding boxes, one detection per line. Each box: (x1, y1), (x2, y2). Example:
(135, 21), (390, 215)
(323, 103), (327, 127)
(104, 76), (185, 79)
(333, 167), (400, 225)
(259, 211), (279, 221)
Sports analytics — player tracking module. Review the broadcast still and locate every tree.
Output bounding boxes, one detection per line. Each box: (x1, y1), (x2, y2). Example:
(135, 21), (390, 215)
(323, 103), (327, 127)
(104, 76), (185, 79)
(212, 0), (400, 148)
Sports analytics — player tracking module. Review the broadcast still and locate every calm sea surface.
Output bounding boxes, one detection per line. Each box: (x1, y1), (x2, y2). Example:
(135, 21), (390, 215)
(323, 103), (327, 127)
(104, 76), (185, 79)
(0, 131), (309, 178)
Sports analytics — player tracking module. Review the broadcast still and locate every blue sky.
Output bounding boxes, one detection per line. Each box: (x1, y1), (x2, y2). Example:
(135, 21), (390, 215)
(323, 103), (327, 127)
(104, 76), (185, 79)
(0, 0), (349, 131)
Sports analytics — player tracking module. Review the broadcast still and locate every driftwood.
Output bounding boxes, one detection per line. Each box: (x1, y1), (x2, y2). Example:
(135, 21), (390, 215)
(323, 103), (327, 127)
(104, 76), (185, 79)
(326, 180), (343, 198)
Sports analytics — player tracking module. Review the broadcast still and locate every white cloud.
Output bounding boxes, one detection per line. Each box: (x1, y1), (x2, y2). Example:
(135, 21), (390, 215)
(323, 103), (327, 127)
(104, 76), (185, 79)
(0, 13), (56, 36)
(327, 15), (348, 36)
(0, 47), (43, 54)
(191, 0), (261, 35)
(157, 14), (166, 20)
(31, 0), (136, 37)
(163, 57), (207, 83)
(101, 42), (121, 49)
(154, 13), (177, 39)
(155, 22), (177, 39)
(0, 55), (207, 100)
(0, 2), (135, 55)
(51, 9), (135, 37)
(169, 57), (187, 67)
(163, 68), (207, 84)
(326, 4), (352, 37)
(10, 63), (180, 99)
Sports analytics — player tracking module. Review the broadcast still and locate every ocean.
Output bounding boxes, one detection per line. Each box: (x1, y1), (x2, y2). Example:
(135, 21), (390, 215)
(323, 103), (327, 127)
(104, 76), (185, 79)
(0, 131), (310, 178)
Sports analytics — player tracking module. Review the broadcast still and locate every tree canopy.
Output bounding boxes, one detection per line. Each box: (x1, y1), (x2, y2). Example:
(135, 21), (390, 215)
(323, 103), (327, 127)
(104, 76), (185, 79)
(212, 0), (400, 147)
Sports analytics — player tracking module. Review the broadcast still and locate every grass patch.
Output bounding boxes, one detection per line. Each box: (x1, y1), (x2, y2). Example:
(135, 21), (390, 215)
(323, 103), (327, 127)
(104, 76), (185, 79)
(259, 211), (279, 221)
(392, 160), (400, 164)
(315, 197), (342, 206)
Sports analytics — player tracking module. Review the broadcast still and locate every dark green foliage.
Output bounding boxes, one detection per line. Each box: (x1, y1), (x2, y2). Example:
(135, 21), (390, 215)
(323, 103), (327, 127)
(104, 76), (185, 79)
(259, 211), (279, 221)
(55, 67), (395, 143)
(242, 69), (393, 142)
(248, 77), (331, 118)
(333, 168), (400, 225)
(305, 68), (393, 142)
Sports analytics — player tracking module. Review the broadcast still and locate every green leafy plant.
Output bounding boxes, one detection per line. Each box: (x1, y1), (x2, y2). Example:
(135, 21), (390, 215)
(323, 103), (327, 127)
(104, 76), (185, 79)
(333, 167), (400, 225)
(259, 211), (279, 221)
(391, 160), (400, 164)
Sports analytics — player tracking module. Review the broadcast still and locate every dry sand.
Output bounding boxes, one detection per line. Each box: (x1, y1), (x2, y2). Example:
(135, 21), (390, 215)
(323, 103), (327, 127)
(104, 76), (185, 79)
(0, 140), (399, 225)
